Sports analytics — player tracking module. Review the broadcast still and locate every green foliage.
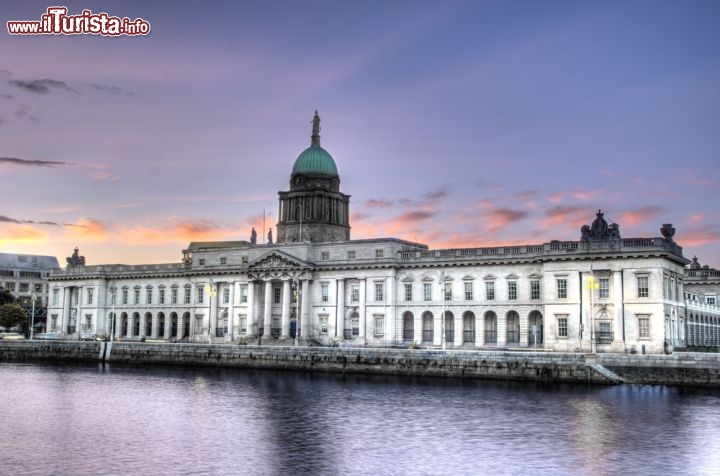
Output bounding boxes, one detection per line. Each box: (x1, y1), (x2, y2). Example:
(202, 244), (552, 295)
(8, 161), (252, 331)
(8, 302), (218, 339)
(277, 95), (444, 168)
(0, 304), (28, 330)
(0, 287), (14, 305)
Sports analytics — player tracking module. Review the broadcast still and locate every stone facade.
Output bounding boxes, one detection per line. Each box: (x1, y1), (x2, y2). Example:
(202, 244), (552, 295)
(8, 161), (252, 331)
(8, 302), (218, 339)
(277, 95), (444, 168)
(44, 115), (700, 355)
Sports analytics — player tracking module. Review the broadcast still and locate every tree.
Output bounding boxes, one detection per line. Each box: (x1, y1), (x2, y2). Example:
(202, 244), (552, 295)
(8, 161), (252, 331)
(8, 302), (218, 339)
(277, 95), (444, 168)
(0, 287), (14, 305)
(0, 304), (27, 331)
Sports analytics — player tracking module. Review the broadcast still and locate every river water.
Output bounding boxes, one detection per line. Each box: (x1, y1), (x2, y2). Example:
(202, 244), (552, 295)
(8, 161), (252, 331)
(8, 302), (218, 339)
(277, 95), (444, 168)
(0, 362), (718, 476)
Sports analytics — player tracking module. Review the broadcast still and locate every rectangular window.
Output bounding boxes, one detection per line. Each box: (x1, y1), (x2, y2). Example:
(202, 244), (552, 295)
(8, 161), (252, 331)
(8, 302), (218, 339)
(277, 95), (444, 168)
(220, 257), (227, 265)
(198, 258), (205, 266)
(404, 283), (412, 302)
(50, 314), (58, 332)
(197, 288), (204, 304)
(52, 288), (59, 306)
(375, 249), (384, 258)
(35, 283), (43, 294)
(195, 315), (203, 333)
(146, 288), (152, 305)
(347, 250), (356, 260)
(424, 283), (432, 301)
(351, 285), (360, 303)
(184, 288), (191, 304)
(87, 288), (94, 305)
(223, 287), (230, 305)
(134, 289), (140, 305)
(373, 315), (384, 337)
(557, 279), (567, 299)
(486, 282), (495, 301)
(273, 287), (281, 304)
(320, 315), (328, 334)
(443, 282), (452, 301)
(375, 282), (384, 302)
(637, 276), (649, 298)
(638, 316), (650, 339)
(19, 283), (29, 293)
(464, 282), (473, 301)
(240, 285), (248, 304)
(321, 251), (329, 261)
(239, 315), (247, 334)
(159, 289), (165, 304)
(321, 283), (329, 302)
(706, 295), (717, 305)
(530, 280), (540, 300)
(598, 278), (609, 299)
(291, 284), (298, 304)
(558, 316), (568, 338)
(508, 282), (517, 301)
(171, 288), (178, 304)
(122, 289), (128, 305)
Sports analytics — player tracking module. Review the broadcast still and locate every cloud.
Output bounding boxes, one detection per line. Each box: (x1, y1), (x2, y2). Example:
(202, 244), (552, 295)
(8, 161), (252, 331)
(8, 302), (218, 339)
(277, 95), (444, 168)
(570, 189), (602, 201)
(679, 225), (720, 247)
(0, 213), (84, 228)
(617, 206), (664, 228)
(120, 218), (234, 244)
(0, 224), (47, 243)
(395, 209), (439, 223)
(89, 83), (135, 96)
(14, 109), (40, 123)
(0, 157), (71, 167)
(546, 192), (563, 203)
(544, 205), (589, 227)
(484, 208), (529, 232)
(687, 213), (707, 224)
(8, 78), (77, 94)
(0, 94), (13, 100)
(365, 198), (395, 209)
(423, 187), (448, 202)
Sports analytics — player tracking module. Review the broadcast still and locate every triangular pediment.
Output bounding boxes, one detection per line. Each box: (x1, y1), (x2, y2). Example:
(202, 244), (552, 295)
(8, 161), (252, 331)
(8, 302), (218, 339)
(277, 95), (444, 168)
(505, 273), (519, 280)
(528, 273), (543, 279)
(248, 251), (309, 270)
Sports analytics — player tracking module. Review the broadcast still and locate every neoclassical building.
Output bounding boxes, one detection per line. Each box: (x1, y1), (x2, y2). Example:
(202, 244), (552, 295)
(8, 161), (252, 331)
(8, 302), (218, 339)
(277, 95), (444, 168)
(47, 112), (704, 354)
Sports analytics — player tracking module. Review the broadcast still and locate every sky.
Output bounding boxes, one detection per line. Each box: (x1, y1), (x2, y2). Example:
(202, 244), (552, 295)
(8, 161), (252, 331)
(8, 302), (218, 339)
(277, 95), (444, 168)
(1, 0), (719, 267)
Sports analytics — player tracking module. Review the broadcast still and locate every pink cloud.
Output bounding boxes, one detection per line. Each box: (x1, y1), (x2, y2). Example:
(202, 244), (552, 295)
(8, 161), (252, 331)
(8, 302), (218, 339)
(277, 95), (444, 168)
(617, 207), (664, 228)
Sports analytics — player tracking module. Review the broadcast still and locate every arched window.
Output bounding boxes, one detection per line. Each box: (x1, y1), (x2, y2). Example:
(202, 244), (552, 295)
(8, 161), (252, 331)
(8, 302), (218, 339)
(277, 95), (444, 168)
(463, 311), (475, 343)
(422, 311), (433, 343)
(402, 311), (414, 341)
(444, 311), (454, 344)
(484, 311), (497, 344)
(528, 311), (543, 345)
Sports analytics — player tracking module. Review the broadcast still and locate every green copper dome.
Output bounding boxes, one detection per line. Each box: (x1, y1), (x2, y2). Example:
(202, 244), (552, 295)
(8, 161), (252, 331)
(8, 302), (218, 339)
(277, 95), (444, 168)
(292, 144), (338, 175)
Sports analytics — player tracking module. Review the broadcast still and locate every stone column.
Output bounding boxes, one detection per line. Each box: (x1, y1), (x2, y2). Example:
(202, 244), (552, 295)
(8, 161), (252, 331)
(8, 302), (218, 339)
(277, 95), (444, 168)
(386, 275), (395, 342)
(127, 313), (135, 338)
(247, 281), (256, 337)
(61, 287), (71, 334)
(359, 280), (366, 341)
(497, 312), (507, 346)
(152, 314), (159, 339)
(164, 314), (171, 339)
(613, 270), (623, 345)
(263, 280), (273, 338)
(301, 280), (311, 339)
(139, 313), (146, 338)
(414, 312), (422, 344)
(209, 284), (217, 342)
(433, 309), (442, 348)
(116, 314), (124, 339)
(336, 279), (345, 339)
(475, 314), (484, 347)
(281, 279), (291, 339)
(177, 313), (184, 340)
(454, 313), (463, 347)
(519, 312), (528, 347)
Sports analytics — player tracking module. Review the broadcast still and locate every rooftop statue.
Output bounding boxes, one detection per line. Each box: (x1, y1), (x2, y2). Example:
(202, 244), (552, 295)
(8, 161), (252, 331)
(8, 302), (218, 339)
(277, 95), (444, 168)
(66, 247), (86, 267)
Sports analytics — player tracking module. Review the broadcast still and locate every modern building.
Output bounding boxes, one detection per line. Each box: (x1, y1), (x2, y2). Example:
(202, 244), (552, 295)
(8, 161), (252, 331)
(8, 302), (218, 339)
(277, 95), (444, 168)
(47, 113), (700, 353)
(0, 252), (59, 306)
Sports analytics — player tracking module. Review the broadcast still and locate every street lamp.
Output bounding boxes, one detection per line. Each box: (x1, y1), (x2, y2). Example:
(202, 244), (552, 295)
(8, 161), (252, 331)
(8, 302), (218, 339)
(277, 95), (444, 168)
(585, 275), (599, 353)
(205, 282), (217, 344)
(30, 291), (36, 340)
(440, 270), (446, 350)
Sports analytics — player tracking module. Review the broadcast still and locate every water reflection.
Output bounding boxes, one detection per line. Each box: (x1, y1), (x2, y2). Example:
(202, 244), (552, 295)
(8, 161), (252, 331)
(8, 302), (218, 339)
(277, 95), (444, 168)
(1, 363), (718, 476)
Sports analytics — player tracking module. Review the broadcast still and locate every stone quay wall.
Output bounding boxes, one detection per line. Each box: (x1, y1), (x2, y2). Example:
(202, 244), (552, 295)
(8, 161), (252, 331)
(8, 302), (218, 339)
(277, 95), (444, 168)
(1, 341), (718, 387)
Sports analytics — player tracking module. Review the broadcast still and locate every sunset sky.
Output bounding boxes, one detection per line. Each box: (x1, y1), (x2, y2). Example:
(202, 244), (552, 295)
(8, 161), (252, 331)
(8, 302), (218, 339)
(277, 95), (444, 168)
(2, 0), (719, 267)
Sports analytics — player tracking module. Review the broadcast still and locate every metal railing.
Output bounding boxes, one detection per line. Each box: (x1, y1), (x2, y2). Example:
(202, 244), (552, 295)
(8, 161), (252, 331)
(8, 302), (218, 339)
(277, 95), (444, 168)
(595, 331), (614, 345)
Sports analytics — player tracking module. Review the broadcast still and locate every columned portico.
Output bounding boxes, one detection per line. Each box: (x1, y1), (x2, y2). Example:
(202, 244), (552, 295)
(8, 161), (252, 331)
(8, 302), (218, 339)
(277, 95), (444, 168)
(61, 287), (71, 334)
(301, 280), (310, 338)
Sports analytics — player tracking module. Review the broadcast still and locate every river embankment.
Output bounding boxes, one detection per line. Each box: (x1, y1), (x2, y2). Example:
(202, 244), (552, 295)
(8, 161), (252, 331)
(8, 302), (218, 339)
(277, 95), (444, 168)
(1, 341), (718, 387)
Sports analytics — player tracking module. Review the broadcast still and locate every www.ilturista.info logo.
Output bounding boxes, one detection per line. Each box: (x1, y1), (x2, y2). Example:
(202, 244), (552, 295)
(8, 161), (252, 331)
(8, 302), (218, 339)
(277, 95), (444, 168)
(7, 7), (151, 36)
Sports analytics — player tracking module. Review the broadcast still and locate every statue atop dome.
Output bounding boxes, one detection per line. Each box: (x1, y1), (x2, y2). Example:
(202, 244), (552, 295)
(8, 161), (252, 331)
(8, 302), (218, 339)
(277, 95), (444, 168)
(311, 110), (321, 146)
